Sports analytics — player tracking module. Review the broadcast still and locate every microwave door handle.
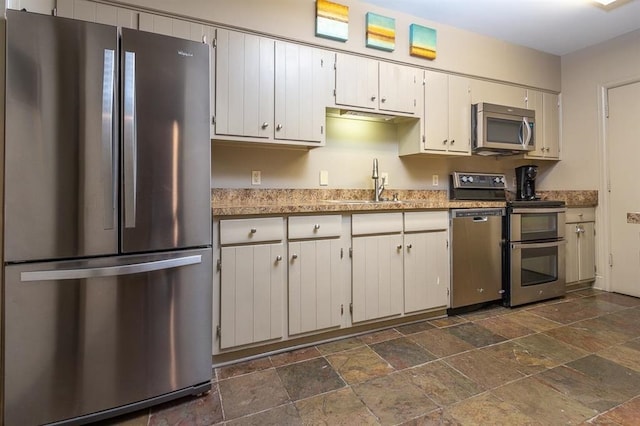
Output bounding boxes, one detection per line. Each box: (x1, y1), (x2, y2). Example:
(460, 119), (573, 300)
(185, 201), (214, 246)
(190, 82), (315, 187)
(523, 117), (532, 146)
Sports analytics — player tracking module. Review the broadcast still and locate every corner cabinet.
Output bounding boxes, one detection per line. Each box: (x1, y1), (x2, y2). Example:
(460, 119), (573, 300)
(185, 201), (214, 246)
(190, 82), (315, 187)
(526, 91), (560, 160)
(399, 70), (471, 156)
(565, 208), (596, 287)
(351, 213), (404, 323)
(334, 53), (421, 116)
(214, 29), (334, 147)
(219, 217), (285, 349)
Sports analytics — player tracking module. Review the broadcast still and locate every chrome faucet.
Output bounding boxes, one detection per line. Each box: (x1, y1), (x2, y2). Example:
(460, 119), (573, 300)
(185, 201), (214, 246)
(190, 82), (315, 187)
(372, 158), (385, 202)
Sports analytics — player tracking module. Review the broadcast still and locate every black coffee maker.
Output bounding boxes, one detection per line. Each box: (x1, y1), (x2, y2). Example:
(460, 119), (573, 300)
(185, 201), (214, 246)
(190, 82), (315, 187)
(515, 165), (539, 200)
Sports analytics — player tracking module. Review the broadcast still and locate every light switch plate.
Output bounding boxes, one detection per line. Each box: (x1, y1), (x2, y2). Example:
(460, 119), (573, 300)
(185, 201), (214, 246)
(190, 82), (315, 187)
(432, 174), (439, 186)
(251, 170), (261, 185)
(319, 170), (329, 186)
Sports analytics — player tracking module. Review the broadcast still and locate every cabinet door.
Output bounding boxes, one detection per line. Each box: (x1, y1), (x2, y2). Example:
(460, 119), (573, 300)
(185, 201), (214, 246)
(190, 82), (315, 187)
(335, 53), (378, 110)
(215, 29), (274, 138)
(352, 234), (403, 322)
(565, 223), (580, 284)
(379, 62), (420, 114)
(448, 75), (472, 154)
(526, 90), (546, 158)
(423, 70), (449, 152)
(578, 222), (595, 282)
(470, 79), (526, 108)
(275, 42), (333, 144)
(220, 243), (284, 349)
(404, 231), (450, 313)
(288, 240), (342, 335)
(542, 92), (560, 159)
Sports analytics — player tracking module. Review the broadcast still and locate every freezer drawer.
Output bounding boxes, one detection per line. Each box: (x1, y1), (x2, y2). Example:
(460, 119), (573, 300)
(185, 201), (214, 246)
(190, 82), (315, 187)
(3, 248), (213, 426)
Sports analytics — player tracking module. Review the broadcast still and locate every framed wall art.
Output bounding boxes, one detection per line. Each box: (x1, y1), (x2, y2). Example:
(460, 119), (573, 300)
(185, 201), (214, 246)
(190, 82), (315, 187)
(409, 23), (437, 60)
(316, 0), (349, 42)
(366, 12), (395, 52)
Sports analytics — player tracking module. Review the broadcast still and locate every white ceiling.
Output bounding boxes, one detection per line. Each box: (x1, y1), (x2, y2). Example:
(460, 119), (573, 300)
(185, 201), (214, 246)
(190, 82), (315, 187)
(363, 0), (640, 56)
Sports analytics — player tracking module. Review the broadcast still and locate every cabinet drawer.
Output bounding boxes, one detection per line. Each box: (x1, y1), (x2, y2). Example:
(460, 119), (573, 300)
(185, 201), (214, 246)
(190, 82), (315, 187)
(404, 211), (448, 232)
(288, 215), (342, 239)
(352, 213), (403, 236)
(566, 208), (595, 223)
(220, 217), (284, 245)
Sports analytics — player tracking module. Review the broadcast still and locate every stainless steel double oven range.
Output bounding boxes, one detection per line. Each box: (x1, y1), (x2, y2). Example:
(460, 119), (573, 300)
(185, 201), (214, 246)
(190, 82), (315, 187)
(450, 171), (566, 308)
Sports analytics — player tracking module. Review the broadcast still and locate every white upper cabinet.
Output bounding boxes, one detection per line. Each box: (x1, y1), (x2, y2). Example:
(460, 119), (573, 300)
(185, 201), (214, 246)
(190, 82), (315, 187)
(470, 79), (527, 108)
(214, 29), (332, 146)
(526, 90), (560, 160)
(274, 42), (334, 144)
(215, 29), (275, 139)
(399, 70), (471, 156)
(335, 53), (420, 115)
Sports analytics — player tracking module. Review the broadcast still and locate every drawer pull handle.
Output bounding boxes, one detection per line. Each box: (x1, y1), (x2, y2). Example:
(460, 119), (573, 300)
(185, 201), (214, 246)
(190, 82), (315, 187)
(314, 224), (321, 230)
(250, 228), (257, 234)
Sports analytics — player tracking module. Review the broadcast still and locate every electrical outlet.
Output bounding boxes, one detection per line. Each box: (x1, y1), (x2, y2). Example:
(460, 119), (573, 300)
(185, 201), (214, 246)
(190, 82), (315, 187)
(319, 170), (329, 186)
(432, 174), (439, 186)
(381, 172), (389, 186)
(251, 170), (261, 185)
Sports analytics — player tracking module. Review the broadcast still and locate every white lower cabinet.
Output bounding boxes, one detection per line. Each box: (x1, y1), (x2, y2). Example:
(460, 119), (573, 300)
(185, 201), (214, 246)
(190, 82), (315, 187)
(403, 211), (450, 313)
(351, 213), (404, 323)
(565, 208), (596, 285)
(219, 217), (285, 349)
(288, 215), (344, 335)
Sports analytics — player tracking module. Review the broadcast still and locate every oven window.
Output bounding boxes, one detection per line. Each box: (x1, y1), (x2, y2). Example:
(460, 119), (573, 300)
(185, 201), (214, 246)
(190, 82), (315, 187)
(520, 245), (558, 286)
(520, 213), (558, 241)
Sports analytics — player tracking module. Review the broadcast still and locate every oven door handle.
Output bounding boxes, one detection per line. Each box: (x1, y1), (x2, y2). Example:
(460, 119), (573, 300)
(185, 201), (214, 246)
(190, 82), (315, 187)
(510, 240), (567, 250)
(510, 207), (566, 214)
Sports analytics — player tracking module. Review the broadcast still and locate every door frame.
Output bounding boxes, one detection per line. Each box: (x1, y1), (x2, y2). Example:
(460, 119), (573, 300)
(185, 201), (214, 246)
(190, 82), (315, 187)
(597, 75), (640, 292)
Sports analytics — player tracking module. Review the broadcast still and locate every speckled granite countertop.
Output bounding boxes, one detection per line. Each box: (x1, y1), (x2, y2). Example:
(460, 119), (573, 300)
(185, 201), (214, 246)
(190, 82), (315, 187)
(628, 213), (640, 224)
(212, 189), (598, 217)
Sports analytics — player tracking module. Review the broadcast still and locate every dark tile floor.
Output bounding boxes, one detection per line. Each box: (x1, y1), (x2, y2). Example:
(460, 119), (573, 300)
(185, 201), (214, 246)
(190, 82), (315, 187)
(101, 288), (640, 425)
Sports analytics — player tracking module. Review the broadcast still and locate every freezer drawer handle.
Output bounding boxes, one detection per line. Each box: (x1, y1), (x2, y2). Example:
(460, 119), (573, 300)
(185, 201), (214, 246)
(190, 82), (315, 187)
(20, 255), (202, 282)
(123, 51), (138, 228)
(102, 49), (116, 230)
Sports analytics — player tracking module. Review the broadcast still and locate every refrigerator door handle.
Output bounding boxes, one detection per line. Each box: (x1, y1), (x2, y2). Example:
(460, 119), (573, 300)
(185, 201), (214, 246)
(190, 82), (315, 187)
(102, 49), (116, 230)
(123, 51), (137, 228)
(20, 255), (202, 282)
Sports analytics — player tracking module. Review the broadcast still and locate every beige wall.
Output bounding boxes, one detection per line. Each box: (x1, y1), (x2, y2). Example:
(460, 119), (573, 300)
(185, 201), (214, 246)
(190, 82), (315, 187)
(545, 28), (640, 191)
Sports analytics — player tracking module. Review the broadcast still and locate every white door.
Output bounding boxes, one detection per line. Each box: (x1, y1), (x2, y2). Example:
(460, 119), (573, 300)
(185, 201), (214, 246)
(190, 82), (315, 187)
(607, 81), (640, 297)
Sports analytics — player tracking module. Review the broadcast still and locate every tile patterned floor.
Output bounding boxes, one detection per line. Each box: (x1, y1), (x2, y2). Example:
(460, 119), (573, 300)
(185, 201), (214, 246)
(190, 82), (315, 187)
(99, 289), (640, 425)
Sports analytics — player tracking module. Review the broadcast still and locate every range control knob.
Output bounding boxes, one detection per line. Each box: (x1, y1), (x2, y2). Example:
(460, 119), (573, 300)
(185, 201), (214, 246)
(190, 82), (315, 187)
(468, 176), (474, 183)
(461, 176), (468, 183)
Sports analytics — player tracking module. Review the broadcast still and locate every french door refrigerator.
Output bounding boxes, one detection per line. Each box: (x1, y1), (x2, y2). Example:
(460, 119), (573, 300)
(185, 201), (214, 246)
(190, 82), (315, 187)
(2, 10), (212, 425)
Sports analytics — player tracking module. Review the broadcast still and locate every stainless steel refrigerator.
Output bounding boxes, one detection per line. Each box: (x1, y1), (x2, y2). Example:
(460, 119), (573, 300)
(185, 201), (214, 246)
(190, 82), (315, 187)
(2, 10), (212, 425)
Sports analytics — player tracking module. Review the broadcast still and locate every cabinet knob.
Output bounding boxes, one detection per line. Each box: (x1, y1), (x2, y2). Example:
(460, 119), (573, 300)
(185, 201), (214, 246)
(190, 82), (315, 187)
(276, 255), (282, 262)
(276, 124), (283, 131)
(314, 224), (321, 230)
(442, 139), (448, 145)
(450, 139), (455, 144)
(381, 97), (386, 103)
(396, 244), (402, 250)
(261, 122), (269, 129)
(371, 96), (376, 101)
(250, 228), (257, 234)
(407, 244), (413, 249)
(478, 288), (484, 293)
(292, 254), (298, 259)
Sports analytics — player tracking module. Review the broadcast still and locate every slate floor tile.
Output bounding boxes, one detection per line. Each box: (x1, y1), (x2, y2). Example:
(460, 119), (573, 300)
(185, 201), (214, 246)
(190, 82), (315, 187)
(370, 336), (436, 369)
(218, 369), (289, 420)
(326, 345), (394, 384)
(475, 314), (536, 339)
(396, 319), (436, 335)
(445, 392), (542, 425)
(408, 328), (475, 358)
(513, 332), (589, 366)
(295, 387), (378, 425)
(444, 349), (525, 390)
(567, 354), (640, 399)
(404, 360), (483, 406)
(270, 346), (321, 368)
(276, 357), (345, 400)
(445, 322), (507, 348)
(225, 403), (301, 426)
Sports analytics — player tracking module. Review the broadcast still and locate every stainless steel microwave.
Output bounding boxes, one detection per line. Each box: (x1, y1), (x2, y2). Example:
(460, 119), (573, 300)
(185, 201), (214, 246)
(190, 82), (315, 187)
(472, 102), (535, 155)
